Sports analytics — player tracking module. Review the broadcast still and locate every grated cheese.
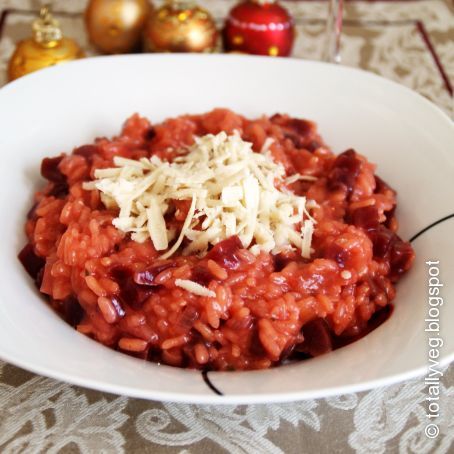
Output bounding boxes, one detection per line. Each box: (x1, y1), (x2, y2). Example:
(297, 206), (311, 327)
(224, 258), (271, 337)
(301, 220), (314, 259)
(85, 131), (317, 258)
(175, 279), (216, 297)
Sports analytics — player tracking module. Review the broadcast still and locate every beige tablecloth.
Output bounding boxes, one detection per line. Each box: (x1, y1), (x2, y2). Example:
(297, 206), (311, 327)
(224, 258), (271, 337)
(0, 0), (453, 452)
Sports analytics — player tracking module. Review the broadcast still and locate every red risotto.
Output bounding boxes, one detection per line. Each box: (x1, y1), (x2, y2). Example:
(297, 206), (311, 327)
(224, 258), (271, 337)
(19, 109), (414, 371)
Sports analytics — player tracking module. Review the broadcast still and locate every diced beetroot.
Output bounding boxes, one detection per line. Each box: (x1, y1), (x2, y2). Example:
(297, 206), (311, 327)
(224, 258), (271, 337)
(207, 236), (243, 270)
(284, 121), (314, 149)
(73, 145), (99, 162)
(249, 322), (266, 357)
(35, 267), (45, 288)
(271, 114), (316, 150)
(365, 275), (392, 305)
(27, 202), (38, 220)
(373, 176), (397, 227)
(351, 205), (381, 231)
(327, 149), (362, 197)
(348, 176), (396, 230)
(18, 244), (45, 280)
(270, 113), (284, 122)
(40, 156), (65, 183)
(191, 266), (213, 286)
(270, 114), (314, 136)
(111, 266), (133, 283)
(288, 118), (314, 136)
(300, 318), (333, 357)
(133, 262), (176, 286)
(367, 226), (414, 278)
(111, 266), (154, 309)
(369, 226), (395, 258)
(390, 239), (415, 279)
(368, 303), (393, 331)
(273, 249), (302, 271)
(48, 181), (69, 199)
(62, 295), (84, 327)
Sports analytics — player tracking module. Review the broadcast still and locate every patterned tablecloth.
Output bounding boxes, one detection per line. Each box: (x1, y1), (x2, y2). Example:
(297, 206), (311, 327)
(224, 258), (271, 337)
(0, 0), (453, 452)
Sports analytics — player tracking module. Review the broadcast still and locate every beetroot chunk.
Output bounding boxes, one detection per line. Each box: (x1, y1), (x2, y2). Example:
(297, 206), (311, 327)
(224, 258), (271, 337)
(18, 244), (45, 281)
(26, 202), (38, 220)
(351, 205), (381, 231)
(367, 226), (414, 280)
(41, 156), (65, 183)
(300, 318), (333, 357)
(206, 236), (243, 270)
(41, 155), (68, 198)
(62, 296), (84, 327)
(48, 181), (69, 199)
(111, 266), (154, 309)
(191, 266), (214, 286)
(374, 176), (397, 227)
(327, 149), (362, 198)
(134, 262), (176, 286)
(369, 226), (395, 258)
(270, 114), (317, 150)
(390, 239), (415, 279)
(73, 145), (99, 163)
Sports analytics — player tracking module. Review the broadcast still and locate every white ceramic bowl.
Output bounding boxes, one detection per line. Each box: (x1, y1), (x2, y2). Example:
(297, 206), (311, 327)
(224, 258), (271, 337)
(0, 55), (453, 404)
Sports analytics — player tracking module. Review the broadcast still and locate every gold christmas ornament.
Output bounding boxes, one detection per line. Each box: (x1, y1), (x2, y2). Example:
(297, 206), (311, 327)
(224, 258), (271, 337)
(144, 0), (218, 53)
(7, 6), (84, 82)
(85, 0), (152, 54)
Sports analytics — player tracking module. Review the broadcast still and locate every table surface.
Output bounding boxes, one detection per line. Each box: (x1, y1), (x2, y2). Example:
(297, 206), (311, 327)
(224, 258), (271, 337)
(0, 0), (453, 453)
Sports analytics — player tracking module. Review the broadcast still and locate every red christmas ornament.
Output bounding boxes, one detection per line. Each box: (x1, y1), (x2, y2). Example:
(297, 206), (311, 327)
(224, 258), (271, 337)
(223, 0), (294, 56)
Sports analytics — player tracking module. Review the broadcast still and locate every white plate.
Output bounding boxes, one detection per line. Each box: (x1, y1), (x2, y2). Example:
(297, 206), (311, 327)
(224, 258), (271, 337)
(0, 54), (453, 404)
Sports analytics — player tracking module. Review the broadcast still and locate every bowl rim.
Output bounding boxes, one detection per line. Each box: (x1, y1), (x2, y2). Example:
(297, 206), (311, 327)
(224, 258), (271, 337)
(2, 345), (452, 404)
(1, 52), (452, 124)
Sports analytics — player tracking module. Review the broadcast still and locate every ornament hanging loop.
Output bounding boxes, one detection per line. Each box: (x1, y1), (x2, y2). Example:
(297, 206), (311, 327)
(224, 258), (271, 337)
(32, 4), (63, 48)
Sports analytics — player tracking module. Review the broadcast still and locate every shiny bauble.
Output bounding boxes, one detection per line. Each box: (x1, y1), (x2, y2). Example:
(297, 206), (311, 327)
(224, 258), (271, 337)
(85, 0), (152, 53)
(8, 6), (84, 81)
(144, 0), (218, 53)
(8, 39), (84, 81)
(223, 0), (294, 56)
